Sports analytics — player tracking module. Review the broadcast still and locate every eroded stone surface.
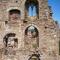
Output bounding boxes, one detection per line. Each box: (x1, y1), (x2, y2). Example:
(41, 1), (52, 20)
(0, 0), (59, 60)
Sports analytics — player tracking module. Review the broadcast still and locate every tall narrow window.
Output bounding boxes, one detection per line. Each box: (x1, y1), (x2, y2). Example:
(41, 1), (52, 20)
(25, 26), (39, 49)
(28, 4), (37, 16)
(25, 0), (39, 17)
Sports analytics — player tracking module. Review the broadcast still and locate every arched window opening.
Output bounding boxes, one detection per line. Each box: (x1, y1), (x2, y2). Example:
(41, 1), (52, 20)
(3, 33), (16, 47)
(29, 54), (40, 60)
(25, 26), (38, 38)
(3, 33), (18, 55)
(25, 0), (39, 17)
(25, 26), (39, 49)
(9, 9), (20, 20)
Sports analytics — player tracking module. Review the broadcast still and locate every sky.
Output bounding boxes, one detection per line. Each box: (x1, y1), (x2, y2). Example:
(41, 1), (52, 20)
(48, 0), (60, 24)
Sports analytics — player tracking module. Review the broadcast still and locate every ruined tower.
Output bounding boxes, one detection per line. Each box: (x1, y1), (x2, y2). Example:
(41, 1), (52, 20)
(0, 0), (59, 60)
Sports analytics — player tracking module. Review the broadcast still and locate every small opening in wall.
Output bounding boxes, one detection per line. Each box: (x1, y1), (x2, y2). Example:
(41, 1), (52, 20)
(50, 12), (53, 17)
(45, 26), (48, 29)
(16, 1), (18, 3)
(23, 20), (27, 23)
(55, 21), (58, 24)
(9, 9), (21, 20)
(29, 54), (40, 60)
(5, 21), (8, 24)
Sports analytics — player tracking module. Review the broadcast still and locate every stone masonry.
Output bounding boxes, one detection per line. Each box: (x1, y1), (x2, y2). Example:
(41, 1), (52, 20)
(0, 0), (59, 60)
